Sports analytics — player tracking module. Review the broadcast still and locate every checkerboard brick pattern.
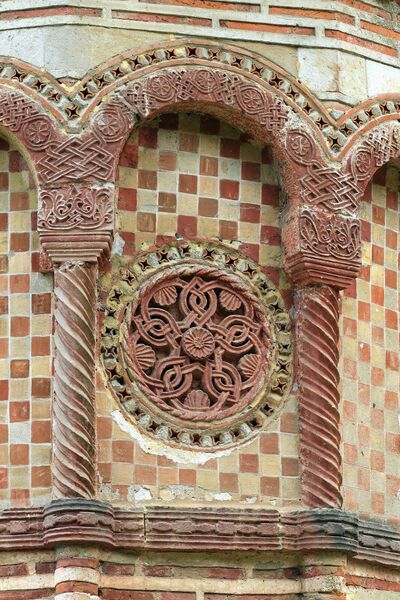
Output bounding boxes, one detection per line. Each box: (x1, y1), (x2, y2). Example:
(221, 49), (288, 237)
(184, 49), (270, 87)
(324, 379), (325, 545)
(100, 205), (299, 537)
(0, 141), (53, 508)
(341, 165), (399, 525)
(97, 113), (299, 506)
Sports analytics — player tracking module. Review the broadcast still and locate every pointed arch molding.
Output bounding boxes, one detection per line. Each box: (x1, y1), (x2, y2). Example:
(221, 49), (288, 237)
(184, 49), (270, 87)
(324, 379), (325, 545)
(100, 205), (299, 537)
(0, 40), (398, 510)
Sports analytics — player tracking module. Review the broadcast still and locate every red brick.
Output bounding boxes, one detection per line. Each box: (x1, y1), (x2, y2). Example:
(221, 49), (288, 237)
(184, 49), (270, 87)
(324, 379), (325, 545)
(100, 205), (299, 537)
(112, 440), (134, 463)
(118, 188), (137, 211)
(179, 174), (197, 194)
(0, 380), (8, 401)
(262, 183), (279, 206)
(179, 469), (196, 485)
(143, 0), (257, 11)
(32, 293), (52, 314)
(32, 378), (51, 398)
(270, 6), (354, 24)
(159, 151), (177, 171)
(31, 421), (51, 443)
(282, 457), (299, 476)
(10, 233), (29, 252)
(119, 143), (138, 169)
(240, 203), (260, 223)
(325, 29), (396, 57)
(32, 466), (51, 488)
(10, 444), (29, 465)
(0, 468), (7, 489)
(239, 454), (259, 473)
(158, 192), (176, 213)
(261, 477), (280, 496)
(220, 220), (238, 240)
(200, 156), (218, 177)
(199, 197), (218, 217)
(9, 401), (30, 422)
(177, 215), (197, 237)
(138, 170), (157, 190)
(219, 472), (238, 493)
(10, 192), (29, 210)
(221, 19), (314, 35)
(0, 214), (7, 231)
(220, 138), (241, 159)
(0, 424), (7, 443)
(0, 6), (101, 19)
(0, 172), (8, 191)
(32, 337), (50, 356)
(134, 465), (156, 485)
(113, 9), (212, 26)
(0, 296), (8, 314)
(179, 133), (198, 153)
(137, 213), (156, 233)
(11, 360), (29, 378)
(242, 161), (260, 181)
(11, 316), (30, 337)
(138, 127), (158, 148)
(10, 274), (29, 293)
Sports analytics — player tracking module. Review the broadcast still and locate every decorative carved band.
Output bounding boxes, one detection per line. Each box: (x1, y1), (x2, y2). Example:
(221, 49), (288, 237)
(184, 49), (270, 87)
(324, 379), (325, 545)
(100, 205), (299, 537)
(0, 501), (399, 569)
(295, 286), (342, 509)
(53, 262), (97, 499)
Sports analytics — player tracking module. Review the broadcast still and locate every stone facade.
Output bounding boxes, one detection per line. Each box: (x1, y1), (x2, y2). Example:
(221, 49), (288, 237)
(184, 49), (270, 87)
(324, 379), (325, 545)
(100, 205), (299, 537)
(0, 1), (399, 599)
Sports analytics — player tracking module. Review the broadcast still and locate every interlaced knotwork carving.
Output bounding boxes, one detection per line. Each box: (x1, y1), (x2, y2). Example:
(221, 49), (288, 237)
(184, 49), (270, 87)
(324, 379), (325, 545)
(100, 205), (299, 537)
(100, 242), (292, 451)
(295, 286), (342, 508)
(53, 262), (97, 498)
(123, 269), (270, 423)
(300, 210), (360, 261)
(38, 185), (113, 231)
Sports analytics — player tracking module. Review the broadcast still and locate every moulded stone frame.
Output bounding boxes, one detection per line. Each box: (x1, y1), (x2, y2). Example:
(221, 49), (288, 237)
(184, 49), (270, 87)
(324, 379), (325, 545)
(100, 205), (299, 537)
(0, 39), (398, 514)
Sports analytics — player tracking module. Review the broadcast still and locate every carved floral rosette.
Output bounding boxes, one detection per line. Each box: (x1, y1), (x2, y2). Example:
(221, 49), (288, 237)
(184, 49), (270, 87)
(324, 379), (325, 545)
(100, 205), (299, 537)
(100, 242), (292, 451)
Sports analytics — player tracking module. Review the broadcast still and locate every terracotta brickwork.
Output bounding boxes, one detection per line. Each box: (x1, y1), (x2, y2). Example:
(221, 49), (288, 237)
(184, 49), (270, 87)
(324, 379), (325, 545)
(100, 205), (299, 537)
(0, 142), (52, 509)
(341, 164), (400, 525)
(96, 114), (300, 506)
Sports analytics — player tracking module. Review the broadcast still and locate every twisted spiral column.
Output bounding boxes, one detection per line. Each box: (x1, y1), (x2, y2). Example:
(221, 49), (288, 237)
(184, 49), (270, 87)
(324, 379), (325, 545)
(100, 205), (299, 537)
(53, 261), (97, 498)
(295, 285), (342, 508)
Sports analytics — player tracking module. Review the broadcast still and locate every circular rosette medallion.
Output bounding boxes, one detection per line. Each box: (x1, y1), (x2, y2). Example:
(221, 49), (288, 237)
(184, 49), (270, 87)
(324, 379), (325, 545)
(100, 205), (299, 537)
(101, 243), (292, 451)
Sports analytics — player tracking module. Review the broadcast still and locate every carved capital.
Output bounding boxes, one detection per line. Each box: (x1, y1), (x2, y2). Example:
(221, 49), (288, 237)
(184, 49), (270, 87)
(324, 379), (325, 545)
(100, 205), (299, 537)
(284, 208), (361, 289)
(38, 183), (114, 265)
(53, 262), (98, 499)
(295, 286), (342, 509)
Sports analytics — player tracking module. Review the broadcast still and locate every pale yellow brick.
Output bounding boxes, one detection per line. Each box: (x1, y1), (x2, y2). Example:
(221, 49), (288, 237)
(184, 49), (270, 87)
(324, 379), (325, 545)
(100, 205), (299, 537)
(179, 113), (200, 133)
(280, 433), (298, 456)
(0, 317), (8, 337)
(219, 199), (239, 221)
(371, 183), (386, 206)
(259, 245), (281, 268)
(199, 135), (219, 156)
(177, 152), (198, 174)
(10, 295), (30, 315)
(137, 190), (158, 213)
(260, 455), (280, 477)
(239, 222), (259, 243)
(137, 233), (157, 249)
(0, 360), (8, 378)
(238, 473), (260, 496)
(9, 253), (30, 274)
(0, 445), (7, 465)
(371, 304), (384, 327)
(10, 337), (30, 358)
(371, 224), (384, 246)
(31, 315), (52, 336)
(241, 181), (262, 204)
(158, 129), (179, 151)
(370, 264), (384, 286)
(361, 243), (371, 265)
(9, 212), (30, 233)
(220, 158), (240, 180)
(177, 194), (197, 215)
(0, 151), (9, 170)
(31, 232), (40, 252)
(10, 466), (30, 488)
(197, 217), (219, 239)
(241, 143), (262, 162)
(0, 192), (8, 212)
(112, 462), (134, 485)
(9, 171), (29, 192)
(199, 176), (218, 198)
(385, 249), (398, 270)
(119, 210), (137, 232)
(138, 148), (157, 170)
(220, 122), (241, 139)
(31, 444), (52, 466)
(218, 453), (239, 473)
(31, 357), (51, 377)
(32, 399), (51, 420)
(158, 171), (177, 193)
(386, 210), (398, 230)
(261, 205), (280, 227)
(157, 213), (177, 236)
(341, 297), (357, 319)
(261, 164), (279, 185)
(119, 166), (137, 189)
(197, 469), (218, 491)
(281, 478), (301, 499)
(371, 344), (385, 368)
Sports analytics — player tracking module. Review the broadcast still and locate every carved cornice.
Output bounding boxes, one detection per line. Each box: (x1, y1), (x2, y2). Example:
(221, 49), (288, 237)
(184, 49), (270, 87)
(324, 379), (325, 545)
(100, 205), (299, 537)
(0, 502), (399, 569)
(1, 41), (400, 158)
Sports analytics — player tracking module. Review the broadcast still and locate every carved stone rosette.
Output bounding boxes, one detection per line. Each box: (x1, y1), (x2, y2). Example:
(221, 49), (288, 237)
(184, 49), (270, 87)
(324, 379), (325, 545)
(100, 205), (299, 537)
(100, 241), (292, 451)
(53, 262), (97, 498)
(295, 286), (342, 508)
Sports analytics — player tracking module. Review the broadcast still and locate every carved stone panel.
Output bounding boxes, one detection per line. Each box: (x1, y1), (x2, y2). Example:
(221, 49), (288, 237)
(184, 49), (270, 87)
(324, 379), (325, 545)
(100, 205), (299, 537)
(100, 242), (292, 451)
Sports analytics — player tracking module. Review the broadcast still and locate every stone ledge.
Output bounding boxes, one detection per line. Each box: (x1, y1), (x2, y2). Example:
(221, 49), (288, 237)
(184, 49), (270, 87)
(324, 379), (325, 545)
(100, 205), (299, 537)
(0, 501), (398, 568)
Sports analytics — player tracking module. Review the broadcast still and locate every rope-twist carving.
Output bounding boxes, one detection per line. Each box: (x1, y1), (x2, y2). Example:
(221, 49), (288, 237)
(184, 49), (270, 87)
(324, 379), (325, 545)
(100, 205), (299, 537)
(53, 261), (97, 498)
(296, 286), (342, 508)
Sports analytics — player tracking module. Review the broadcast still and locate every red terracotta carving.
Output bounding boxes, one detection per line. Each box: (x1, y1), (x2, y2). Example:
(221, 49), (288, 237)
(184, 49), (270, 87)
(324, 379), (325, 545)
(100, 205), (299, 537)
(102, 242), (292, 450)
(295, 286), (342, 509)
(123, 270), (270, 422)
(53, 262), (97, 499)
(38, 185), (113, 231)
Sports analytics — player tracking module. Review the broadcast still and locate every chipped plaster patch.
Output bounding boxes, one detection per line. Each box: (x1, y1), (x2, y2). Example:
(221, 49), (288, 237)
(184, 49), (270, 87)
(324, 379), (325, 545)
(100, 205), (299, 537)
(111, 409), (233, 465)
(111, 231), (125, 257)
(128, 486), (152, 502)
